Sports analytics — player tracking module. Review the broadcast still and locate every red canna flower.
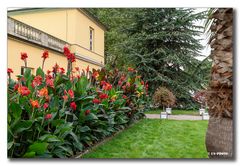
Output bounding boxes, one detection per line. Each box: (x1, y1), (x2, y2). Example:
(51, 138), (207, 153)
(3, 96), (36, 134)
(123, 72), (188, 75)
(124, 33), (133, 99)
(46, 77), (54, 88)
(63, 45), (71, 56)
(141, 81), (144, 85)
(32, 75), (42, 87)
(20, 52), (28, 61)
(103, 83), (112, 91)
(85, 110), (91, 116)
(45, 113), (52, 120)
(70, 102), (77, 111)
(68, 89), (74, 99)
(18, 86), (31, 96)
(42, 50), (49, 59)
(100, 81), (107, 86)
(52, 63), (59, 73)
(47, 70), (51, 75)
(59, 67), (65, 74)
(99, 93), (108, 99)
(123, 95), (127, 99)
(69, 53), (76, 62)
(7, 68), (13, 74)
(30, 99), (40, 108)
(43, 103), (49, 109)
(14, 84), (19, 91)
(92, 98), (101, 104)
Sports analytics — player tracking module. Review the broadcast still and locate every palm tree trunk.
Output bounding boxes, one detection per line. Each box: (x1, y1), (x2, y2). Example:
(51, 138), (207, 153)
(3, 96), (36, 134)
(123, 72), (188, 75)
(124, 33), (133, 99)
(205, 8), (233, 159)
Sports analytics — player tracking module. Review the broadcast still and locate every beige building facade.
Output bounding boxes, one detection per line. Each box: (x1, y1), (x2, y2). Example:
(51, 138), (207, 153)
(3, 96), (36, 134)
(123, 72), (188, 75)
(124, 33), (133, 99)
(8, 8), (106, 79)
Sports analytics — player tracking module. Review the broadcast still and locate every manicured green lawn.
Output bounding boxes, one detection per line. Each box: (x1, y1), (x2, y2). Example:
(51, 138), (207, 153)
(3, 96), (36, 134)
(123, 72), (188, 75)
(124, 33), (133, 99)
(146, 109), (199, 116)
(82, 119), (208, 158)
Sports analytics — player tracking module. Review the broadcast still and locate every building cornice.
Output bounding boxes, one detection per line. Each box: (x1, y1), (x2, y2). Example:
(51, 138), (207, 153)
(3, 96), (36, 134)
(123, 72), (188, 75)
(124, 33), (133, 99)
(7, 8), (107, 31)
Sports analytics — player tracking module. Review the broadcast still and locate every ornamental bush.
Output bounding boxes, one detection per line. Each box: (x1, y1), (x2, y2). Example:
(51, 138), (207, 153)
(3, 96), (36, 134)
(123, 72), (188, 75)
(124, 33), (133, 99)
(153, 86), (176, 108)
(7, 47), (148, 158)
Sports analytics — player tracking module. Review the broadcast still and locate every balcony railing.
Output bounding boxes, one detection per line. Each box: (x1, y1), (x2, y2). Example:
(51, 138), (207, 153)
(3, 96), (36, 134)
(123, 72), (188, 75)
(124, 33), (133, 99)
(7, 17), (104, 67)
(8, 17), (67, 52)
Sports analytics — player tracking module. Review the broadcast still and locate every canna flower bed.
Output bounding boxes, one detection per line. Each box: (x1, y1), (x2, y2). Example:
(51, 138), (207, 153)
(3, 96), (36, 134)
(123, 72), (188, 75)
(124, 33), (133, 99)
(7, 47), (149, 158)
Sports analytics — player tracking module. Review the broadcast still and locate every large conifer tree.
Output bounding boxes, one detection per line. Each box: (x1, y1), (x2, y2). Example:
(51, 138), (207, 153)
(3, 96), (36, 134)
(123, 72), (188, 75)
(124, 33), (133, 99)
(89, 8), (211, 108)
(122, 8), (210, 107)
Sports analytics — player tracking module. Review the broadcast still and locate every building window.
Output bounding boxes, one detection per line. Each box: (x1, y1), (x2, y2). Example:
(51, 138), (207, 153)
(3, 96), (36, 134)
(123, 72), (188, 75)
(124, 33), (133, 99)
(89, 27), (94, 51)
(21, 66), (33, 75)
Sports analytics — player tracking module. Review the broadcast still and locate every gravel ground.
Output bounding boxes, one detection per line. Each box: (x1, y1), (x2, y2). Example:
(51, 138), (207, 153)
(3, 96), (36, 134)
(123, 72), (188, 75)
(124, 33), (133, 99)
(145, 114), (204, 120)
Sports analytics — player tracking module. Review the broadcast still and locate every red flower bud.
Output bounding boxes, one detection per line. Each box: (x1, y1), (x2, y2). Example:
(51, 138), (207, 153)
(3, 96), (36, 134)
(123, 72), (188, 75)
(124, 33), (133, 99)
(85, 110), (91, 116)
(70, 102), (77, 111)
(42, 50), (49, 59)
(45, 113), (52, 120)
(93, 98), (101, 104)
(20, 52), (28, 61)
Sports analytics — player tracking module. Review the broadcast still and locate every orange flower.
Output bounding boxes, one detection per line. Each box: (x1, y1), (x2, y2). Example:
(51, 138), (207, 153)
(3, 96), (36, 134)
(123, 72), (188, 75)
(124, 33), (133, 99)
(63, 95), (68, 101)
(92, 71), (99, 79)
(128, 67), (135, 72)
(30, 99), (40, 108)
(38, 87), (48, 97)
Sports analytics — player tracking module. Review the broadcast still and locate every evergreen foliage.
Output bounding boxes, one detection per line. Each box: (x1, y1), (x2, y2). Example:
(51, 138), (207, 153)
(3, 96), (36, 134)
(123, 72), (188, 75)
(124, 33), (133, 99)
(88, 8), (211, 109)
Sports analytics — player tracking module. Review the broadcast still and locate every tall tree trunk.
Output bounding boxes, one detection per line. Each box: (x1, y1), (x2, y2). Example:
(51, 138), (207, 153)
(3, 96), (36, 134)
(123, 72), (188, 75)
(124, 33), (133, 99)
(205, 8), (233, 159)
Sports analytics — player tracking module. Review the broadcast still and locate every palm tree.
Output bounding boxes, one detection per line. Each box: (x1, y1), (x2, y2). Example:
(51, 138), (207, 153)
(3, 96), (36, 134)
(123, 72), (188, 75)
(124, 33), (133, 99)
(205, 8), (233, 158)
